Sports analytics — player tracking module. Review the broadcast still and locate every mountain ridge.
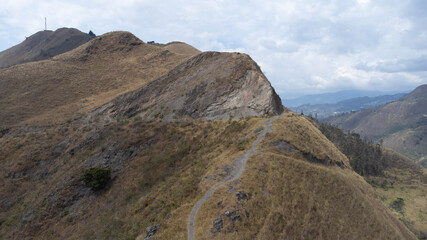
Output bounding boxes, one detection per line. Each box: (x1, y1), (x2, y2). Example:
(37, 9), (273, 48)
(0, 28), (420, 240)
(88, 51), (284, 122)
(291, 93), (405, 119)
(284, 89), (410, 107)
(0, 27), (94, 69)
(0, 31), (199, 127)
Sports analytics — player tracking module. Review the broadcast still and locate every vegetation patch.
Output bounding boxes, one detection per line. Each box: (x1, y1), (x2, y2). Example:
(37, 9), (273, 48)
(83, 167), (111, 190)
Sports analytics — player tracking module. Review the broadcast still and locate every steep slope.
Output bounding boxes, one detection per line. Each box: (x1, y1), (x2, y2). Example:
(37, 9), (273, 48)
(365, 150), (427, 239)
(0, 28), (94, 69)
(324, 84), (427, 166)
(0, 112), (417, 239)
(186, 114), (415, 240)
(89, 51), (284, 121)
(314, 119), (427, 238)
(0, 31), (199, 127)
(0, 29), (418, 240)
(291, 93), (405, 119)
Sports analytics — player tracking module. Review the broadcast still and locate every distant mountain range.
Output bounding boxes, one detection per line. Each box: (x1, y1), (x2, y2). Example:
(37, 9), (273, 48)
(283, 90), (409, 107)
(323, 84), (427, 167)
(291, 93), (406, 119)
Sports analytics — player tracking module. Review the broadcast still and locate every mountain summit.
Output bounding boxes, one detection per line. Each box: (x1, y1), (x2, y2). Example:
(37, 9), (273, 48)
(0, 28), (94, 69)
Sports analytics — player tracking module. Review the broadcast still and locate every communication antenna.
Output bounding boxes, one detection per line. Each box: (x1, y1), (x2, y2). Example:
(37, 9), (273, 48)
(45, 17), (47, 31)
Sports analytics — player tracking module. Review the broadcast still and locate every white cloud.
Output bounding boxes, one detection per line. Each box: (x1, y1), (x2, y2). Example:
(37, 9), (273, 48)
(0, 0), (426, 98)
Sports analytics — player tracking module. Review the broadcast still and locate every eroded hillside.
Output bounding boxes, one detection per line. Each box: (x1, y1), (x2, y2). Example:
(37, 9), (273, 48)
(89, 51), (283, 122)
(0, 31), (199, 127)
(0, 29), (420, 240)
(0, 112), (417, 239)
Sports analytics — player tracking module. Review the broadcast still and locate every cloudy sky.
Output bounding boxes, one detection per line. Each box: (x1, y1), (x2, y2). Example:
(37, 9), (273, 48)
(1, 0), (426, 98)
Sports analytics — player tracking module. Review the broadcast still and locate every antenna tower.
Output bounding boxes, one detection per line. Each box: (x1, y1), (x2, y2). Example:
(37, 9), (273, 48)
(45, 17), (47, 31)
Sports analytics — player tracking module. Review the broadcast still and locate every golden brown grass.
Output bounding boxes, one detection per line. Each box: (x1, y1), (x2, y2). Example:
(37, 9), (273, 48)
(0, 31), (198, 127)
(0, 117), (264, 239)
(0, 113), (418, 239)
(365, 152), (427, 237)
(192, 113), (416, 239)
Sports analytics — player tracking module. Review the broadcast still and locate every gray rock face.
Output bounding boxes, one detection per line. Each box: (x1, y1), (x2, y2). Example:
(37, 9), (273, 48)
(145, 224), (160, 240)
(211, 217), (223, 233)
(91, 51), (284, 121)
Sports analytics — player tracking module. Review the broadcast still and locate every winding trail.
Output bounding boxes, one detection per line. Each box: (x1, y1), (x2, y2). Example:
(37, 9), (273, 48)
(188, 115), (281, 240)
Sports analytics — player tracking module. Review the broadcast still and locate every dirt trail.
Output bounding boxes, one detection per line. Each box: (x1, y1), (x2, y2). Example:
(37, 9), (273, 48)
(188, 115), (281, 240)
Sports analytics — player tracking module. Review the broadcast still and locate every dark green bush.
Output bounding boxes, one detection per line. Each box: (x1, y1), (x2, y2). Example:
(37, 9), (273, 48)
(316, 120), (387, 176)
(83, 167), (111, 190)
(390, 197), (405, 213)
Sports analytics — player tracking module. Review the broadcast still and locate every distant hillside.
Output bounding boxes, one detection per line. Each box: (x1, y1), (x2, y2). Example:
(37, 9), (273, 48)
(0, 31), (199, 127)
(0, 28), (94, 69)
(291, 93), (405, 119)
(324, 84), (427, 167)
(283, 90), (408, 107)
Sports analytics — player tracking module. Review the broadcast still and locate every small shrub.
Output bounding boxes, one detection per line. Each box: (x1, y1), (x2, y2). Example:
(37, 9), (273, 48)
(390, 197), (405, 213)
(83, 167), (111, 190)
(154, 112), (164, 119)
(237, 139), (247, 151)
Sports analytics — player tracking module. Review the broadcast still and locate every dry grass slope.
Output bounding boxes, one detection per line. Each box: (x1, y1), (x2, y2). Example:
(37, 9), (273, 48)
(0, 113), (417, 239)
(188, 113), (416, 240)
(0, 31), (199, 127)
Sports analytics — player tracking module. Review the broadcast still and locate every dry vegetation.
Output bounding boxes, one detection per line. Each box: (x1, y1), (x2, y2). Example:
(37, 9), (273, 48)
(365, 150), (427, 238)
(190, 113), (416, 239)
(312, 116), (427, 238)
(0, 115), (264, 239)
(0, 113), (419, 239)
(0, 31), (197, 127)
(0, 30), (422, 239)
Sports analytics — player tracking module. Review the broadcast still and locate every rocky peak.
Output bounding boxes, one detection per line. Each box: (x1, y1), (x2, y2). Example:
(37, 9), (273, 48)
(91, 51), (284, 121)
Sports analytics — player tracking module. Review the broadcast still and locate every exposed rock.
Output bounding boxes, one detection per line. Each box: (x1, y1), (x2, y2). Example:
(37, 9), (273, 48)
(229, 210), (242, 222)
(254, 126), (264, 134)
(270, 140), (300, 153)
(22, 210), (35, 222)
(271, 140), (345, 167)
(145, 224), (160, 240)
(84, 142), (137, 173)
(236, 192), (249, 201)
(220, 165), (233, 178)
(90, 51), (284, 122)
(211, 217), (223, 233)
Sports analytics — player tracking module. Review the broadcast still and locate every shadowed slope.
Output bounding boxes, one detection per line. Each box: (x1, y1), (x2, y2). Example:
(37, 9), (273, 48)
(0, 28), (94, 69)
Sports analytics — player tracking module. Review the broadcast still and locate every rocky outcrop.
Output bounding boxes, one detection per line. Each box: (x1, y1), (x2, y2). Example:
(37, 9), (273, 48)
(91, 51), (284, 121)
